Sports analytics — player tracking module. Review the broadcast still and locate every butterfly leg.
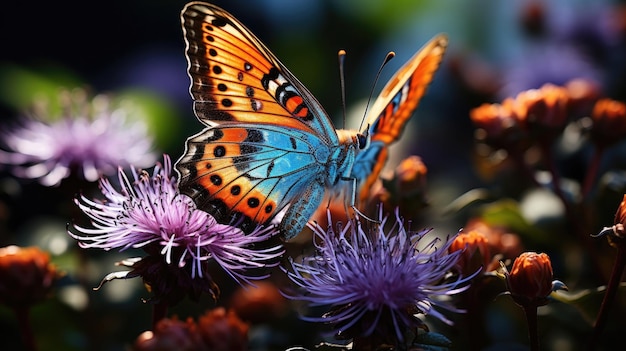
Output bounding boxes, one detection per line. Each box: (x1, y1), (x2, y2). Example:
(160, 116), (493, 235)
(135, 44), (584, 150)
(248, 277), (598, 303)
(340, 176), (380, 224)
(280, 183), (325, 240)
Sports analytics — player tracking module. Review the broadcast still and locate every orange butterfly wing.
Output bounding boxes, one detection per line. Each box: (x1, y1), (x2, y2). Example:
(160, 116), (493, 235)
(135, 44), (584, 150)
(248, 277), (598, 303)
(354, 34), (448, 203)
(367, 34), (448, 143)
(181, 2), (337, 142)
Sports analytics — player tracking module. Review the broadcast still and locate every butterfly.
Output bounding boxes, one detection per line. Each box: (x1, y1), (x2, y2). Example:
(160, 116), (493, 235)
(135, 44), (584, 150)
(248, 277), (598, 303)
(175, 1), (447, 240)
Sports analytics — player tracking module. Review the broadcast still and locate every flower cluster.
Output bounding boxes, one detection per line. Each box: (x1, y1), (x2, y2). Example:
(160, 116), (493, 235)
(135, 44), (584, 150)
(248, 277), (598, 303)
(283, 210), (478, 345)
(470, 80), (600, 152)
(69, 155), (283, 304)
(0, 88), (155, 186)
(470, 79), (626, 199)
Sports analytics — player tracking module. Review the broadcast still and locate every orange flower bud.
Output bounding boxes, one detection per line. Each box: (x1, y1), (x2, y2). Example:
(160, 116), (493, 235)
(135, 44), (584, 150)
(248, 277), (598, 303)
(590, 98), (626, 148)
(394, 156), (428, 195)
(506, 252), (554, 306)
(229, 281), (288, 324)
(449, 230), (491, 276)
(516, 83), (569, 132)
(133, 308), (248, 351)
(564, 78), (601, 118)
(134, 318), (200, 351)
(464, 219), (524, 260)
(369, 156), (429, 218)
(197, 308), (249, 351)
(0, 246), (59, 308)
(470, 99), (528, 149)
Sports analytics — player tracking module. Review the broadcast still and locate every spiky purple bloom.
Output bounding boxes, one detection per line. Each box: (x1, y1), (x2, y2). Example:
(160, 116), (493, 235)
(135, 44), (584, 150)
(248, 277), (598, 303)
(283, 210), (477, 343)
(0, 90), (155, 186)
(69, 155), (283, 302)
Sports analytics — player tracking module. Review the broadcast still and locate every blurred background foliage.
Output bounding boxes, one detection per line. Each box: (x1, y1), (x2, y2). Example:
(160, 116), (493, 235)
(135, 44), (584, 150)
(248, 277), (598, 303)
(1, 0), (626, 350)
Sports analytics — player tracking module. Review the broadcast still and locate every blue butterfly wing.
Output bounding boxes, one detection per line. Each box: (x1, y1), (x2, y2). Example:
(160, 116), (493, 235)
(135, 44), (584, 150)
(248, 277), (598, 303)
(178, 124), (330, 234)
(176, 3), (358, 238)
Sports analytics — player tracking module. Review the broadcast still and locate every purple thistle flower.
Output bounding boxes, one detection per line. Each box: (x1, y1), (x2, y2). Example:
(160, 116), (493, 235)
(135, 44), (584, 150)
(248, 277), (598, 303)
(0, 89), (155, 186)
(282, 210), (477, 343)
(69, 154), (283, 303)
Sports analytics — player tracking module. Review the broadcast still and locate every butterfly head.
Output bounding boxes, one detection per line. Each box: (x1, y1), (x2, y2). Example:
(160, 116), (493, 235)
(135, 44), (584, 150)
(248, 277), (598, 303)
(357, 125), (371, 151)
(336, 127), (370, 158)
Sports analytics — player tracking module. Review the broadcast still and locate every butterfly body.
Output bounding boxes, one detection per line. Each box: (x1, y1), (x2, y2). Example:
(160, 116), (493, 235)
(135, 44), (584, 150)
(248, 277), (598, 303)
(176, 2), (446, 239)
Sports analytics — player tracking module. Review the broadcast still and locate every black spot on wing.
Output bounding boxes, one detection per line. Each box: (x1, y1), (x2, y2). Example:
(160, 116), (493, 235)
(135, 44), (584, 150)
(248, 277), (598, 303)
(213, 146), (226, 157)
(245, 129), (264, 143)
(210, 174), (222, 185)
(193, 103), (234, 121)
(261, 67), (280, 90)
(211, 16), (228, 27)
(230, 185), (241, 195)
(247, 197), (260, 208)
(245, 86), (254, 97)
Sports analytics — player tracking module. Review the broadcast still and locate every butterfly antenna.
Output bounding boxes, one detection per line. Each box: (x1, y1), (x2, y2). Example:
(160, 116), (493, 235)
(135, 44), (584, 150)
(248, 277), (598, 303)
(359, 51), (395, 131)
(338, 49), (347, 128)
